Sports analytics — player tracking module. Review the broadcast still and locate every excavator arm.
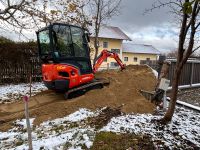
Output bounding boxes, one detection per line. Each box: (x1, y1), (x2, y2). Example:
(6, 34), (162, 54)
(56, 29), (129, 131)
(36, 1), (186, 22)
(93, 50), (125, 73)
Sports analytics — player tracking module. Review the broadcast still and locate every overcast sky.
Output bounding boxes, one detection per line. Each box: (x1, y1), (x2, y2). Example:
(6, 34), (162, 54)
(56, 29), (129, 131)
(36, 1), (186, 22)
(1, 0), (179, 53)
(108, 0), (179, 53)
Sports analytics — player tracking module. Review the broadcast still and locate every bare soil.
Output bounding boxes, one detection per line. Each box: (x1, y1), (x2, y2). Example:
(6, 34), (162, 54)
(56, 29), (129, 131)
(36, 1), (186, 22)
(0, 65), (156, 131)
(91, 132), (155, 150)
(88, 107), (122, 129)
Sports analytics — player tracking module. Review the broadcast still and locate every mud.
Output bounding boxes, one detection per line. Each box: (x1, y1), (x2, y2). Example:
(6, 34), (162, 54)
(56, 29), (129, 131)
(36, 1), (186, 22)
(0, 65), (156, 131)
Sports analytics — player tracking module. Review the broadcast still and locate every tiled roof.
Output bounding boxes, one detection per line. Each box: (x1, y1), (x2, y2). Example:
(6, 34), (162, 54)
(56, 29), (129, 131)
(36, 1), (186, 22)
(122, 43), (161, 55)
(90, 25), (131, 40)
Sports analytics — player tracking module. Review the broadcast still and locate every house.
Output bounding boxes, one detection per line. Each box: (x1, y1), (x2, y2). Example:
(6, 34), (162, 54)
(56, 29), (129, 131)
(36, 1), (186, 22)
(122, 43), (161, 65)
(90, 25), (131, 68)
(90, 25), (160, 68)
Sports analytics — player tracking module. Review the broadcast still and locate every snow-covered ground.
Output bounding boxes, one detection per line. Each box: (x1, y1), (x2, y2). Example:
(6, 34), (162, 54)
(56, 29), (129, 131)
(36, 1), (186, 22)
(0, 82), (47, 103)
(0, 108), (97, 150)
(0, 107), (199, 149)
(102, 107), (200, 149)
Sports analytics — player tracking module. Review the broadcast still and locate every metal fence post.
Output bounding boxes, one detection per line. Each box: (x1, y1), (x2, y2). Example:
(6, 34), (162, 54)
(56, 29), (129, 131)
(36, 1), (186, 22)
(190, 62), (194, 86)
(163, 91), (167, 111)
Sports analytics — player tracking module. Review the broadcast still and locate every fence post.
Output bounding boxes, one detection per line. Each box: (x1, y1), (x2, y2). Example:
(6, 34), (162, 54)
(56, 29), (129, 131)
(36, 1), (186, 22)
(107, 63), (109, 71)
(23, 96), (33, 150)
(190, 62), (194, 86)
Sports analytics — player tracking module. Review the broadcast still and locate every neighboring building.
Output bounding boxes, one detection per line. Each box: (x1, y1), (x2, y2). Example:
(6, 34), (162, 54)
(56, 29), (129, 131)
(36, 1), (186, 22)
(122, 43), (161, 65)
(90, 25), (160, 68)
(90, 25), (131, 68)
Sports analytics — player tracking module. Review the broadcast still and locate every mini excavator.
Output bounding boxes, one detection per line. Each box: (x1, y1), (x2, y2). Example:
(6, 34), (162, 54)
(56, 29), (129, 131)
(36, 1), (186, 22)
(36, 23), (125, 98)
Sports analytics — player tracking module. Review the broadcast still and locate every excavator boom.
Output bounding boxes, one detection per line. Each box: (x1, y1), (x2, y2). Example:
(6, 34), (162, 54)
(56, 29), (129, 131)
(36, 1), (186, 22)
(93, 50), (125, 73)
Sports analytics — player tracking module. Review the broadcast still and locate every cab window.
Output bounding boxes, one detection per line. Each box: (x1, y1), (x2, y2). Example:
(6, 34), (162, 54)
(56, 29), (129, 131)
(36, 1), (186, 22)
(38, 30), (50, 55)
(71, 26), (88, 58)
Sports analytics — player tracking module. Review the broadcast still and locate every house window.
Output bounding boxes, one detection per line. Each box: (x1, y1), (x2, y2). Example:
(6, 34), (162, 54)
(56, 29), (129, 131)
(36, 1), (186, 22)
(146, 58), (150, 61)
(134, 57), (137, 62)
(124, 57), (128, 61)
(110, 62), (119, 67)
(103, 41), (108, 48)
(111, 49), (120, 54)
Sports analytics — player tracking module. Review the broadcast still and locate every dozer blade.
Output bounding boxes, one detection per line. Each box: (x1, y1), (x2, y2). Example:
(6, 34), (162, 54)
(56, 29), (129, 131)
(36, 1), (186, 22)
(64, 78), (110, 99)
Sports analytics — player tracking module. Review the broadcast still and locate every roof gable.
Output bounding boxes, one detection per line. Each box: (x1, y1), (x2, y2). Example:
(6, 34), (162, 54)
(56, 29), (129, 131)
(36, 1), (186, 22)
(90, 25), (131, 41)
(122, 43), (161, 55)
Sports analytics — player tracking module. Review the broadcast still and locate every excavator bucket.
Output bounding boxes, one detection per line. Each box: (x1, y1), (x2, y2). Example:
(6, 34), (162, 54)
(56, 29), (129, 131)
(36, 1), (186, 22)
(139, 90), (155, 101)
(140, 59), (170, 105)
(139, 89), (165, 104)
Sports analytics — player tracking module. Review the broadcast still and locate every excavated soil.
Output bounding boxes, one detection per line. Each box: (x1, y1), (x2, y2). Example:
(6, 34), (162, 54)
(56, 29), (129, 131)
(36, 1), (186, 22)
(0, 65), (156, 131)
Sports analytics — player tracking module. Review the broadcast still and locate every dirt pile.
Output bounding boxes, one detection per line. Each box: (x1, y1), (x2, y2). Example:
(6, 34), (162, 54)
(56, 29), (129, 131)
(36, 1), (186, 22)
(0, 65), (157, 131)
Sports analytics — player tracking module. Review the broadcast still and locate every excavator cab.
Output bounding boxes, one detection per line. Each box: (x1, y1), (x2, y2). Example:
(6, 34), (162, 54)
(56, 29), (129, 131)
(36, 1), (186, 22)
(36, 23), (95, 92)
(37, 23), (92, 74)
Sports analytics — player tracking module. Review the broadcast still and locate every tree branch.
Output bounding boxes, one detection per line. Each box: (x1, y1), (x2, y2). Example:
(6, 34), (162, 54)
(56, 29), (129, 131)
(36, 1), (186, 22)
(0, 0), (26, 15)
(182, 0), (199, 66)
(144, 0), (183, 15)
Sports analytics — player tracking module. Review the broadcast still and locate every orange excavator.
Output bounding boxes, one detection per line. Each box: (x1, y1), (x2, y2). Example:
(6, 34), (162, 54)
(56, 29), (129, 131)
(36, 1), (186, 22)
(36, 23), (125, 98)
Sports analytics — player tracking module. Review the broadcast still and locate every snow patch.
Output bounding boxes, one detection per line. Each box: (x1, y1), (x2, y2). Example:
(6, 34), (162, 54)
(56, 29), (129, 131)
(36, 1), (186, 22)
(41, 108), (95, 127)
(145, 64), (158, 78)
(15, 118), (35, 128)
(0, 82), (47, 103)
(152, 69), (158, 78)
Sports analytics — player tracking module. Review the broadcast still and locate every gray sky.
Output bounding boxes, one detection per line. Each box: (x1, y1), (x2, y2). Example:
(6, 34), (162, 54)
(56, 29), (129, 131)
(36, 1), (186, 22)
(1, 0), (179, 53)
(108, 0), (179, 53)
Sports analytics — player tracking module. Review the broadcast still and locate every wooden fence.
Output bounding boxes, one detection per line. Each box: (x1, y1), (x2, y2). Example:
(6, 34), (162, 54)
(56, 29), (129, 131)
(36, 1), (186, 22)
(0, 57), (42, 84)
(167, 59), (200, 86)
(140, 59), (200, 86)
(1, 56), (200, 86)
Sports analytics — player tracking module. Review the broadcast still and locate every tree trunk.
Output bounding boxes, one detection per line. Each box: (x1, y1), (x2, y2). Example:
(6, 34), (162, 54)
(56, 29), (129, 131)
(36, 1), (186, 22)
(156, 61), (170, 89)
(93, 0), (100, 66)
(161, 65), (182, 123)
(93, 37), (99, 65)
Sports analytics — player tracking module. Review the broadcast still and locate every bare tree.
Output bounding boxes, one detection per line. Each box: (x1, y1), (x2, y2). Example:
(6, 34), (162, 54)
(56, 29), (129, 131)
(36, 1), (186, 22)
(148, 0), (200, 123)
(89, 0), (122, 64)
(167, 49), (198, 58)
(38, 0), (91, 27)
(0, 0), (90, 38)
(0, 0), (29, 29)
(167, 49), (178, 57)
